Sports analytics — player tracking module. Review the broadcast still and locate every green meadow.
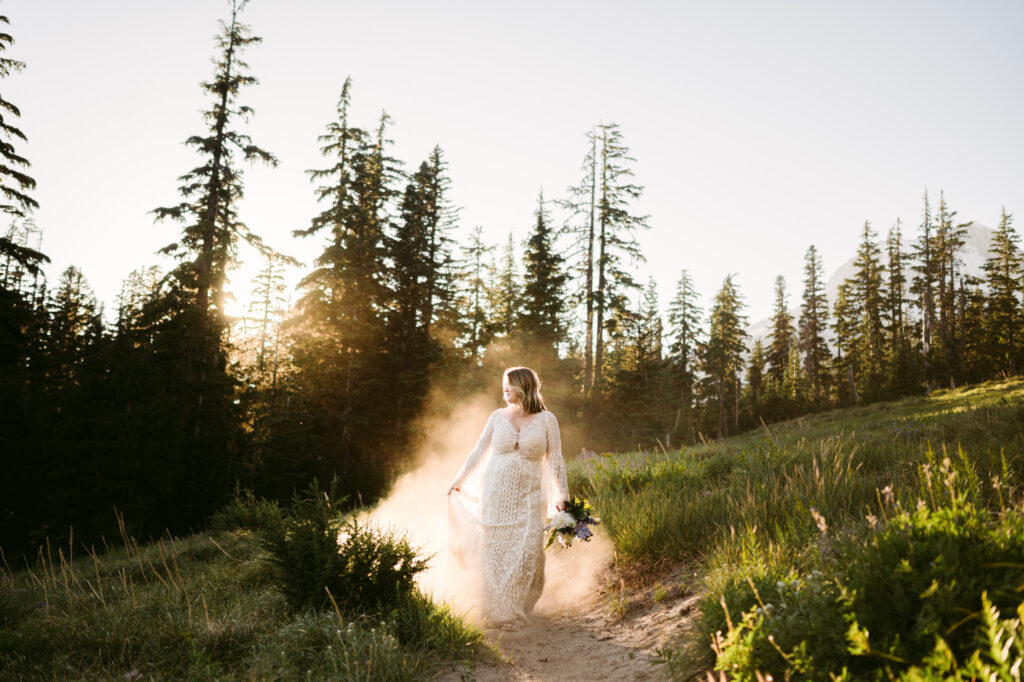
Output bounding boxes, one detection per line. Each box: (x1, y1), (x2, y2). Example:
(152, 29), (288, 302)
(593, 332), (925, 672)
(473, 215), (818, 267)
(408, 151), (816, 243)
(0, 503), (490, 681)
(570, 377), (1024, 679)
(3, 378), (1023, 680)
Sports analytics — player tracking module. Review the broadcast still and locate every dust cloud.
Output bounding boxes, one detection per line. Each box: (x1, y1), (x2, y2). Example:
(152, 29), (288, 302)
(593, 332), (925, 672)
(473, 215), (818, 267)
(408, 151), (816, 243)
(365, 390), (613, 624)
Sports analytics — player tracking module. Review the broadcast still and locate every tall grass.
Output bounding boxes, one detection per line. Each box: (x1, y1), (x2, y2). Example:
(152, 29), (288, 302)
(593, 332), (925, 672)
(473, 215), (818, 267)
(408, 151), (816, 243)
(570, 378), (1024, 565)
(0, 510), (488, 680)
(567, 377), (1024, 679)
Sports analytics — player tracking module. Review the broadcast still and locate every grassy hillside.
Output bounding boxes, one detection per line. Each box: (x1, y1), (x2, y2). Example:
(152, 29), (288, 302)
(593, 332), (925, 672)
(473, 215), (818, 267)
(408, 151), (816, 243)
(0, 513), (489, 680)
(569, 377), (1024, 679)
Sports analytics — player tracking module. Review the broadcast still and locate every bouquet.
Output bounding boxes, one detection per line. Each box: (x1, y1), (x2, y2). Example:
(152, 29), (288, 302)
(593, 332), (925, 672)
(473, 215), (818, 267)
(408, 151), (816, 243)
(545, 496), (601, 549)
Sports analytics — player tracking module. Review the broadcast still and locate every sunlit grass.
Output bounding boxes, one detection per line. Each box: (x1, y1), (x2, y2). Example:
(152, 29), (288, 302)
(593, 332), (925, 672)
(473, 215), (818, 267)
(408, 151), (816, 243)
(0, 518), (489, 680)
(567, 377), (1024, 678)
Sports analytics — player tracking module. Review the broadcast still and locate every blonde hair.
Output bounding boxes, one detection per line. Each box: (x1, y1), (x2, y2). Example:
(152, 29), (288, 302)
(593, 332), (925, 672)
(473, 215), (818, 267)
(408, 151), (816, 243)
(503, 366), (546, 414)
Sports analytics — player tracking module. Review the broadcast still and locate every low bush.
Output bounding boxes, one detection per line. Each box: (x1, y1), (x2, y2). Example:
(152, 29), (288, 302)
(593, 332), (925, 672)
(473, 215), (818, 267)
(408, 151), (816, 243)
(210, 485), (283, 532)
(707, 455), (1024, 680)
(258, 478), (428, 615)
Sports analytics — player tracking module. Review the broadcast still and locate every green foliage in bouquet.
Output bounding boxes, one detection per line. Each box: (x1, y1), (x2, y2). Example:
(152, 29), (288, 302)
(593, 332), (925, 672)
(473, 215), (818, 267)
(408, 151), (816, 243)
(545, 495), (601, 549)
(259, 477), (429, 614)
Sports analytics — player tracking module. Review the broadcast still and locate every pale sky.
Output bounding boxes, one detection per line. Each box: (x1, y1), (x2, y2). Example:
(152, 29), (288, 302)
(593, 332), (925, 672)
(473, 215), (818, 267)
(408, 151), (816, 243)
(6, 0), (1024, 329)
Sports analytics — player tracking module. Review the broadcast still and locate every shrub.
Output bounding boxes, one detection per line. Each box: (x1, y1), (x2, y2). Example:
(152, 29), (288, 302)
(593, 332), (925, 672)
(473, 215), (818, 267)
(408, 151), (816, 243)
(708, 456), (1024, 680)
(259, 479), (429, 615)
(209, 485), (283, 532)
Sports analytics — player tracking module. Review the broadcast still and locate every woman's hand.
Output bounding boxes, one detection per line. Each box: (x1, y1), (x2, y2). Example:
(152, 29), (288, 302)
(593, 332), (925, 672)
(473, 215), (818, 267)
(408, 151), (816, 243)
(555, 501), (565, 511)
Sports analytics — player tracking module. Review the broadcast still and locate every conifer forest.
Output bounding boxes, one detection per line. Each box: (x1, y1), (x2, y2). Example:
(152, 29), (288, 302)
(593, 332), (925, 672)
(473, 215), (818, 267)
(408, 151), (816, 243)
(2, 2), (1023, 561)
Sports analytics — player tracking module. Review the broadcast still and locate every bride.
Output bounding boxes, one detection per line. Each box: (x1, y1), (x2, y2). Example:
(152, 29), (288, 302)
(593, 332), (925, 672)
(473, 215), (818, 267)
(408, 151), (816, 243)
(447, 366), (570, 630)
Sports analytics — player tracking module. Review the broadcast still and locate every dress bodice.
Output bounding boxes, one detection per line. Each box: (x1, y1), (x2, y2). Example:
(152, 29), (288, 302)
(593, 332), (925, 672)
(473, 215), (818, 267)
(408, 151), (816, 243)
(491, 410), (548, 461)
(450, 408), (570, 501)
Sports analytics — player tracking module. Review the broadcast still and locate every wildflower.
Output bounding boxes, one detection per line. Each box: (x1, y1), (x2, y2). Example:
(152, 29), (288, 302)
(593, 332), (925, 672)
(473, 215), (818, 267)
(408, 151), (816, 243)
(123, 671), (144, 681)
(881, 485), (895, 506)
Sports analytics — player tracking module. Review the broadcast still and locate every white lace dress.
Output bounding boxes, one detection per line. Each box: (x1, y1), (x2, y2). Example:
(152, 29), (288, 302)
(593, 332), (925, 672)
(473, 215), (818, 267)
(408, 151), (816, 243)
(448, 408), (570, 625)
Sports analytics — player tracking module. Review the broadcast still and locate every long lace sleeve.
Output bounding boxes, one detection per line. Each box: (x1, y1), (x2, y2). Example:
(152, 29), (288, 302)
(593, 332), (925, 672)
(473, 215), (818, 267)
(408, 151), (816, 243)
(450, 410), (498, 489)
(544, 411), (570, 502)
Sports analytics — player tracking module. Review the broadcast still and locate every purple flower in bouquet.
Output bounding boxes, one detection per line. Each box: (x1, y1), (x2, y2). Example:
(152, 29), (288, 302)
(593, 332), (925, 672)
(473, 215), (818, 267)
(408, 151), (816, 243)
(545, 496), (601, 549)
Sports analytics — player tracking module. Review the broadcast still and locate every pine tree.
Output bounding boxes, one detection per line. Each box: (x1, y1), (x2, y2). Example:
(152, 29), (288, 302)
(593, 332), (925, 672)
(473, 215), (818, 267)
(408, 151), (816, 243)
(767, 275), (795, 382)
(832, 282), (859, 404)
(666, 269), (702, 444)
(911, 191), (939, 389)
(885, 219), (909, 337)
(458, 226), (495, 361)
(490, 232), (522, 337)
(961, 278), (989, 382)
(885, 219), (921, 396)
(415, 146), (461, 343)
(153, 0), (278, 325)
(520, 189), (567, 355)
(701, 274), (748, 438)
(635, 279), (673, 447)
(932, 192), (969, 386)
(746, 339), (766, 408)
(46, 266), (103, 393)
(781, 343), (809, 415)
(246, 254), (287, 377)
(562, 127), (599, 393)
(145, 0), (276, 520)
(0, 9), (37, 224)
(592, 123), (650, 390)
(291, 81), (404, 498)
(798, 245), (830, 405)
(982, 208), (1023, 376)
(848, 220), (886, 401)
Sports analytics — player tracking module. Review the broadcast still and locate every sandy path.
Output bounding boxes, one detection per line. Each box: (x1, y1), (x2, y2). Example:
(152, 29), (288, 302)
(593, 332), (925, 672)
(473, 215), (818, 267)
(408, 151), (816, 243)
(438, 565), (700, 682)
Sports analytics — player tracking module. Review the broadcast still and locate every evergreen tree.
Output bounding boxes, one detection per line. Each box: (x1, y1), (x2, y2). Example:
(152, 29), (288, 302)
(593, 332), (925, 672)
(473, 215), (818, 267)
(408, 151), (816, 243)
(666, 269), (702, 445)
(592, 123), (650, 390)
(0, 9), (37, 224)
(146, 0), (276, 520)
(961, 278), (989, 383)
(832, 282), (859, 404)
(798, 245), (830, 405)
(847, 220), (886, 400)
(636, 279), (673, 446)
(458, 226), (495, 361)
(780, 343), (809, 415)
(982, 208), (1022, 376)
(47, 266), (103, 385)
(910, 191), (939, 388)
(246, 254), (287, 377)
(562, 127), (599, 393)
(885, 219), (909, 337)
(746, 338), (766, 408)
(414, 146), (461, 344)
(701, 274), (748, 438)
(767, 275), (795, 382)
(932, 192), (969, 386)
(292, 81), (403, 499)
(490, 232), (521, 337)
(520, 190), (567, 355)
(885, 219), (921, 396)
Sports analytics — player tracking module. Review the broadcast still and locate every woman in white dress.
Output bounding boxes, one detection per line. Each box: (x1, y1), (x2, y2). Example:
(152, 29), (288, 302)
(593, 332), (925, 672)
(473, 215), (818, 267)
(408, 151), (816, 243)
(447, 366), (570, 630)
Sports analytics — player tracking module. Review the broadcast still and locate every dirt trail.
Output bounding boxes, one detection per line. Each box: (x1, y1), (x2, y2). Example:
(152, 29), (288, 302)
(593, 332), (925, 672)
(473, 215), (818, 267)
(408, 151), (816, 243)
(439, 565), (701, 682)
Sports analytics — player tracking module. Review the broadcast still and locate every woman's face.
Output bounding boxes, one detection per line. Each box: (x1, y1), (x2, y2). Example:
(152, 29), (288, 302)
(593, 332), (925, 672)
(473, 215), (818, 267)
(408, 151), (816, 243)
(502, 380), (518, 406)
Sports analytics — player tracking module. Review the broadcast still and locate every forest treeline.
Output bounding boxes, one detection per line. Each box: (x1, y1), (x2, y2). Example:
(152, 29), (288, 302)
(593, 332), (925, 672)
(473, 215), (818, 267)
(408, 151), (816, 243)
(2, 3), (1023, 558)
